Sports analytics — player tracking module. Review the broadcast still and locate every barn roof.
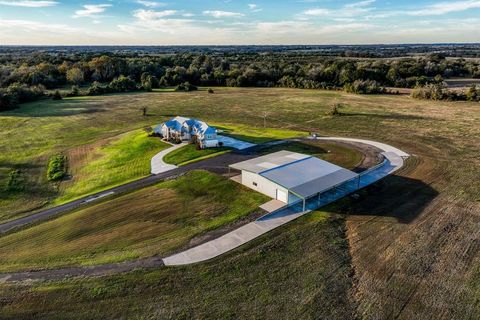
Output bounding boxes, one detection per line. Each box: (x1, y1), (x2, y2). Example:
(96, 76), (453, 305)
(230, 150), (358, 198)
(229, 150), (310, 174)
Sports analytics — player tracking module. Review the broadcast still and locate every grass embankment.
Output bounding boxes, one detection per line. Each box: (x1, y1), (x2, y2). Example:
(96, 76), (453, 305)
(55, 130), (169, 204)
(0, 211), (356, 319)
(0, 170), (268, 272)
(163, 144), (231, 166)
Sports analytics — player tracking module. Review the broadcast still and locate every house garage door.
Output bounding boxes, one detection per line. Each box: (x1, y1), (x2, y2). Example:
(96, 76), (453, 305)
(276, 189), (288, 203)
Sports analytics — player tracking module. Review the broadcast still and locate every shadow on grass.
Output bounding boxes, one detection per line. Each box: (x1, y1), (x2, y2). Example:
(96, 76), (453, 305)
(3, 99), (105, 117)
(331, 175), (439, 224)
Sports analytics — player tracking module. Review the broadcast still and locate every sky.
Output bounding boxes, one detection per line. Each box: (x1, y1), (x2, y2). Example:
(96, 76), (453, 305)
(0, 0), (480, 45)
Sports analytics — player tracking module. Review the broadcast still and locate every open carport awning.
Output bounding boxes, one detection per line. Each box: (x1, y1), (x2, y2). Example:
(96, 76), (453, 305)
(289, 169), (358, 198)
(259, 156), (358, 199)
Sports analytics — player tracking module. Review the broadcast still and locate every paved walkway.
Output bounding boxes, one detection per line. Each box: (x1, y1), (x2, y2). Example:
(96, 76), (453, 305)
(163, 139), (409, 266)
(313, 136), (410, 157)
(151, 142), (187, 174)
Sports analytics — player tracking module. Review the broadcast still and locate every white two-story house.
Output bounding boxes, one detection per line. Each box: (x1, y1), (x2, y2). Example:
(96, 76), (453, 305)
(154, 116), (219, 149)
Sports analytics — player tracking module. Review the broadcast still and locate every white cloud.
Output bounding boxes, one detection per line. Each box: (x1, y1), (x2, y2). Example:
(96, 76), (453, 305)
(298, 0), (375, 19)
(73, 4), (112, 18)
(133, 9), (177, 20)
(409, 0), (480, 16)
(0, 0), (57, 7)
(302, 8), (331, 16)
(248, 3), (262, 12)
(345, 0), (375, 8)
(203, 10), (244, 18)
(135, 0), (166, 7)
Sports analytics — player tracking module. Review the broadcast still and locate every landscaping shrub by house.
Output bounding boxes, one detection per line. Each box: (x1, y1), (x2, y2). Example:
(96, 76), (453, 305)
(47, 155), (67, 181)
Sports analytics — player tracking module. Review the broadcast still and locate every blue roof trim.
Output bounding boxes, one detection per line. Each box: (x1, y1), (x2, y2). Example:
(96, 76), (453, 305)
(258, 156), (313, 175)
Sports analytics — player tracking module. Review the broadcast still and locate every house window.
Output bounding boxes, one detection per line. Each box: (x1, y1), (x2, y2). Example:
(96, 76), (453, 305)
(253, 182), (258, 186)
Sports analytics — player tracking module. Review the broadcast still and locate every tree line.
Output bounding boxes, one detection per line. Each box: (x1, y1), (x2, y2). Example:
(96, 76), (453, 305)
(1, 51), (480, 111)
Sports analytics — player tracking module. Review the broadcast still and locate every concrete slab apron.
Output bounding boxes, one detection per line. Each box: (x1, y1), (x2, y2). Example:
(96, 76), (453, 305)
(163, 138), (409, 266)
(151, 142), (187, 174)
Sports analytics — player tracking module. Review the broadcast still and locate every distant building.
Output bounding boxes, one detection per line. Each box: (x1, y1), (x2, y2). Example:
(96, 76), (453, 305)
(154, 116), (219, 148)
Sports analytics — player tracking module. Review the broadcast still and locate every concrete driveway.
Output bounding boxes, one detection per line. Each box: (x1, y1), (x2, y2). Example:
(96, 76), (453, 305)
(151, 142), (187, 174)
(217, 135), (256, 150)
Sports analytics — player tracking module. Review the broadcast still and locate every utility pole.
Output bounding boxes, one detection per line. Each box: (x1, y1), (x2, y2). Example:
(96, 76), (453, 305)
(263, 111), (267, 128)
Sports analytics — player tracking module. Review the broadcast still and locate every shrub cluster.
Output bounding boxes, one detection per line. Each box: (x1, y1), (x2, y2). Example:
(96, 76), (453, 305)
(175, 82), (198, 92)
(344, 80), (386, 94)
(0, 83), (45, 111)
(47, 155), (67, 181)
(87, 75), (140, 96)
(5, 170), (25, 192)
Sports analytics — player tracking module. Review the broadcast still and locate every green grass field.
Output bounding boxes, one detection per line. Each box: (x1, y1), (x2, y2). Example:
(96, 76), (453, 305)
(0, 170), (268, 272)
(163, 144), (231, 166)
(0, 88), (479, 319)
(0, 211), (356, 320)
(216, 123), (307, 143)
(56, 130), (169, 204)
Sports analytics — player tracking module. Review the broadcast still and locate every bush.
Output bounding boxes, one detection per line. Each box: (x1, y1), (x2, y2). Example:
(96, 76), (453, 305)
(6, 83), (45, 103)
(466, 85), (479, 102)
(0, 90), (18, 112)
(108, 75), (137, 92)
(175, 82), (198, 92)
(87, 81), (105, 96)
(52, 90), (62, 100)
(47, 155), (67, 181)
(0, 83), (45, 111)
(327, 103), (344, 116)
(5, 170), (25, 191)
(66, 85), (80, 97)
(344, 80), (385, 94)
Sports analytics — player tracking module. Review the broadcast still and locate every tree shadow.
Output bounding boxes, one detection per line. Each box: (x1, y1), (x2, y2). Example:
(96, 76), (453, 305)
(330, 175), (439, 224)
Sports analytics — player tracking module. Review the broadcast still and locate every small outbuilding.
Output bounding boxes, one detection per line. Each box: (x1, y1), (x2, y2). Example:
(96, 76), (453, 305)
(229, 150), (359, 211)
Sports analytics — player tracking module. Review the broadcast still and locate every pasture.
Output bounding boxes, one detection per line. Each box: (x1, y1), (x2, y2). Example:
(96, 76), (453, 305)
(0, 87), (479, 319)
(0, 170), (268, 272)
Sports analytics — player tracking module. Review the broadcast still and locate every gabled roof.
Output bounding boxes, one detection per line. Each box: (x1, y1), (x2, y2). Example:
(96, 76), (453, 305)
(161, 116), (216, 135)
(194, 120), (216, 135)
(230, 150), (358, 199)
(260, 157), (357, 198)
(229, 150), (310, 174)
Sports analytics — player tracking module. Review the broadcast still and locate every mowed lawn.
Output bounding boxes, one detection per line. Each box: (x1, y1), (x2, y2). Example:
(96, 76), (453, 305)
(163, 144), (231, 166)
(57, 129), (169, 204)
(0, 170), (268, 272)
